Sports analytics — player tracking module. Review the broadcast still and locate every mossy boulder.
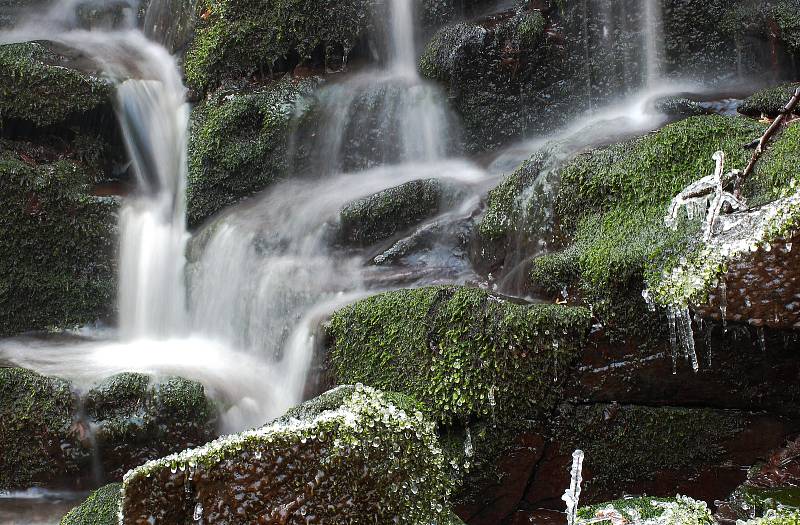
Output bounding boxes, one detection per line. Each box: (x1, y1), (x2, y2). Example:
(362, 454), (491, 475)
(120, 384), (455, 524)
(577, 496), (714, 525)
(327, 285), (591, 427)
(650, 121), (800, 311)
(739, 83), (800, 118)
(0, 42), (111, 129)
(85, 373), (217, 479)
(336, 178), (463, 247)
(60, 483), (121, 525)
(185, 0), (376, 92)
(0, 139), (117, 336)
(419, 9), (569, 153)
(0, 368), (81, 490)
(187, 77), (318, 226)
(553, 404), (747, 498)
(494, 115), (767, 338)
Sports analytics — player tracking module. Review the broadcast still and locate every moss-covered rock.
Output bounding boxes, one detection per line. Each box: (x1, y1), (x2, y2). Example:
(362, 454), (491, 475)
(0, 42), (111, 129)
(0, 368), (81, 490)
(739, 83), (800, 118)
(85, 373), (217, 479)
(120, 384), (455, 524)
(650, 121), (800, 309)
(60, 483), (121, 525)
(185, 0), (376, 92)
(187, 77), (318, 226)
(327, 286), (591, 426)
(577, 495), (714, 525)
(0, 139), (117, 336)
(554, 404), (747, 497)
(504, 115), (767, 337)
(336, 178), (461, 247)
(419, 9), (570, 153)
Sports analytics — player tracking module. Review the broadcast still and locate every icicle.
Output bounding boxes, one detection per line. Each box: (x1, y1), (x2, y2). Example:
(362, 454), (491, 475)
(719, 280), (728, 330)
(679, 307), (700, 372)
(642, 289), (656, 312)
(488, 385), (497, 426)
(562, 449), (585, 525)
(464, 427), (474, 458)
(667, 308), (678, 374)
(757, 326), (766, 353)
(193, 502), (203, 521)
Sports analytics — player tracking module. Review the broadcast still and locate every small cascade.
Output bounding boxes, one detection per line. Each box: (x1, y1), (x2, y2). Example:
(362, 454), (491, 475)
(290, 0), (454, 175)
(117, 79), (190, 340)
(641, 0), (664, 87)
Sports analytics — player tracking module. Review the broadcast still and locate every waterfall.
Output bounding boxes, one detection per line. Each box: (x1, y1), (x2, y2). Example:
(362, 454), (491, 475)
(642, 0), (664, 87)
(117, 79), (190, 340)
(292, 0), (453, 174)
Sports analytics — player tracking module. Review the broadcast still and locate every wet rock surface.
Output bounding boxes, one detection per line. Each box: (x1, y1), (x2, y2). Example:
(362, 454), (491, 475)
(84, 373), (218, 480)
(0, 368), (217, 491)
(120, 385), (455, 525)
(0, 139), (118, 337)
(335, 178), (466, 248)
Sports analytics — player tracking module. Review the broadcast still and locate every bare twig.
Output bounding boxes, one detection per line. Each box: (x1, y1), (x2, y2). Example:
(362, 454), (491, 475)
(734, 86), (800, 197)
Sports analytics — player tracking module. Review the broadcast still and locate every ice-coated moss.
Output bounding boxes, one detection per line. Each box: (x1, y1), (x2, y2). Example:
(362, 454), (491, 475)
(121, 384), (455, 524)
(577, 495), (714, 525)
(555, 404), (745, 496)
(187, 77), (318, 226)
(327, 285), (591, 426)
(650, 122), (800, 308)
(515, 116), (767, 335)
(60, 483), (121, 525)
(738, 83), (800, 118)
(337, 178), (456, 247)
(0, 42), (111, 128)
(0, 368), (79, 490)
(0, 139), (117, 336)
(84, 373), (217, 479)
(184, 0), (376, 91)
(743, 509), (800, 524)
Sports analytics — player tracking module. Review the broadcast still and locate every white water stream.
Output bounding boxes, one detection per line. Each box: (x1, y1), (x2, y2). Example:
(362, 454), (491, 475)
(1, 0), (693, 440)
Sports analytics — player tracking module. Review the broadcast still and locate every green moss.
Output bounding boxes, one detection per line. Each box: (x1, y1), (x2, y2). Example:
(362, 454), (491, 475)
(478, 152), (550, 242)
(0, 42), (110, 128)
(327, 285), (591, 426)
(185, 0), (376, 91)
(651, 121), (800, 307)
(337, 178), (447, 247)
(121, 385), (454, 524)
(555, 116), (765, 230)
(419, 22), (487, 83)
(187, 78), (318, 226)
(0, 368), (78, 490)
(0, 139), (117, 336)
(738, 83), (800, 118)
(85, 373), (217, 478)
(60, 483), (121, 525)
(555, 404), (745, 495)
(577, 496), (714, 524)
(528, 245), (580, 295)
(515, 116), (769, 336)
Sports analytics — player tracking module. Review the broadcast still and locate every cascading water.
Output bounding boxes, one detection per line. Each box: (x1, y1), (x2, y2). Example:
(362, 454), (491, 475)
(642, 0), (664, 87)
(117, 79), (189, 340)
(0, 0), (486, 434)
